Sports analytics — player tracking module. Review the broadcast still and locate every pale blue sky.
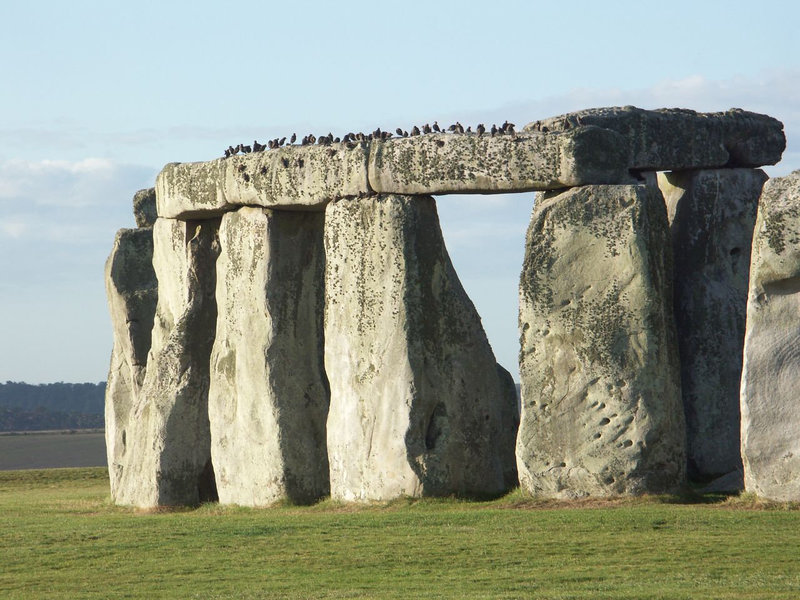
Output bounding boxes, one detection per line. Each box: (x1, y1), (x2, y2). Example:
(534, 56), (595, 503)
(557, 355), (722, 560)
(0, 0), (798, 383)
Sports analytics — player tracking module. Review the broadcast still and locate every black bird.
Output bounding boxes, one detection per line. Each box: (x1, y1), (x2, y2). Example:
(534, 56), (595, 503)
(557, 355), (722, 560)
(224, 148), (231, 158)
(447, 124), (457, 132)
(279, 137), (286, 146)
(290, 133), (297, 144)
(234, 144), (242, 154)
(242, 145), (252, 153)
(333, 137), (340, 143)
(477, 124), (485, 137)
(396, 128), (404, 136)
(422, 123), (431, 134)
(411, 125), (420, 136)
(402, 130), (409, 137)
(490, 124), (498, 137)
(466, 126), (472, 133)
(432, 121), (440, 132)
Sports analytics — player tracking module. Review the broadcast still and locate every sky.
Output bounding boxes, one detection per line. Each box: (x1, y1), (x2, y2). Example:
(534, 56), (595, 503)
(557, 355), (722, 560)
(0, 0), (798, 384)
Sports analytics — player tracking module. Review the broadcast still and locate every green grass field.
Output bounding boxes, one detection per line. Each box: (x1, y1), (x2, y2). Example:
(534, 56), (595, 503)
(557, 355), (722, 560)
(2, 468), (800, 599)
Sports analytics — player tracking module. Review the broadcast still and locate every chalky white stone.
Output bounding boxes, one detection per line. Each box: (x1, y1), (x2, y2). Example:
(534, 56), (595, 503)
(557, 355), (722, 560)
(324, 194), (517, 501)
(209, 207), (329, 506)
(740, 170), (800, 501)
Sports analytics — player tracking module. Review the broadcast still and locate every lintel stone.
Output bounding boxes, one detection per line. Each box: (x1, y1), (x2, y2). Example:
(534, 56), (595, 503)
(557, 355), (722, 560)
(524, 106), (785, 171)
(368, 127), (631, 195)
(155, 142), (371, 219)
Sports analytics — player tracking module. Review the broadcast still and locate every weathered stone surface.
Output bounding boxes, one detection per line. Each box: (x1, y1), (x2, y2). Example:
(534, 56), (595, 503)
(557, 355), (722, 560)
(517, 184), (685, 498)
(740, 170), (800, 501)
(496, 363), (521, 489)
(658, 168), (766, 482)
(324, 194), (517, 501)
(368, 127), (631, 195)
(524, 106), (785, 171)
(133, 188), (157, 228)
(155, 142), (371, 219)
(112, 218), (220, 507)
(104, 227), (157, 499)
(209, 207), (330, 506)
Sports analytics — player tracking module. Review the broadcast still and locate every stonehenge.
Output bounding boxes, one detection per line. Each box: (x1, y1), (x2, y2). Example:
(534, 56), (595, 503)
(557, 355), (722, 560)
(105, 106), (798, 506)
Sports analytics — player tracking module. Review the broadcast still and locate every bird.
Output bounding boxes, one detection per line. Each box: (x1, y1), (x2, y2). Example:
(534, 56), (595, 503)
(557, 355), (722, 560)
(279, 137), (286, 146)
(242, 144), (252, 153)
(422, 123), (432, 134)
(223, 148), (231, 158)
(455, 122), (464, 133)
(490, 124), (498, 137)
(466, 126), (472, 133)
(432, 121), (440, 132)
(447, 124), (457, 132)
(396, 128), (404, 136)
(290, 133), (297, 144)
(411, 125), (420, 136)
(476, 124), (485, 137)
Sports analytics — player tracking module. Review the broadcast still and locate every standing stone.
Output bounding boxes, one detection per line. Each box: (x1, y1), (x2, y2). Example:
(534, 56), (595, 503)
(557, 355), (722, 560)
(133, 188), (158, 228)
(517, 184), (685, 498)
(209, 207), (330, 506)
(658, 169), (767, 482)
(113, 217), (220, 507)
(104, 227), (157, 499)
(324, 194), (517, 501)
(741, 170), (800, 501)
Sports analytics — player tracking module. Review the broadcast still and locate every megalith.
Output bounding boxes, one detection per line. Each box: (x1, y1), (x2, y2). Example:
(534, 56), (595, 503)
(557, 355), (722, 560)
(324, 194), (518, 501)
(104, 226), (157, 498)
(525, 107), (785, 171)
(740, 170), (800, 501)
(113, 217), (220, 507)
(517, 183), (685, 498)
(209, 207), (330, 506)
(658, 169), (767, 482)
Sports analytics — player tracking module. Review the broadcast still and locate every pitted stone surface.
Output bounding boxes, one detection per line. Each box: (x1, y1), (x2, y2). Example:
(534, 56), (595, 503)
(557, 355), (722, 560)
(524, 107), (785, 171)
(209, 207), (330, 506)
(133, 188), (157, 228)
(155, 142), (371, 219)
(104, 227), (157, 499)
(658, 168), (766, 481)
(113, 217), (220, 508)
(324, 194), (517, 501)
(368, 127), (631, 195)
(741, 170), (800, 501)
(517, 184), (685, 498)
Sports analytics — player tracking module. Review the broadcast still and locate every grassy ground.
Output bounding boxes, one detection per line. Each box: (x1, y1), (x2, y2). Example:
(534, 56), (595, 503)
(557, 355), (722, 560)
(2, 468), (800, 599)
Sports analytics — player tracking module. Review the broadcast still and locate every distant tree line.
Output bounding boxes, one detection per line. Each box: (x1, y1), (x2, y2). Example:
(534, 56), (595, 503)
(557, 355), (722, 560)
(0, 382), (105, 432)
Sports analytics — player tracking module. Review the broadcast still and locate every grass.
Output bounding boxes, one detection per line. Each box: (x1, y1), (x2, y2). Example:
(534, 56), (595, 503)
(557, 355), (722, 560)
(2, 469), (800, 599)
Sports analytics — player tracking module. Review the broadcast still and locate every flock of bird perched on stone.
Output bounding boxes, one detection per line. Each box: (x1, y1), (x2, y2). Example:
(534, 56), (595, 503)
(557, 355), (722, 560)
(223, 120), (517, 158)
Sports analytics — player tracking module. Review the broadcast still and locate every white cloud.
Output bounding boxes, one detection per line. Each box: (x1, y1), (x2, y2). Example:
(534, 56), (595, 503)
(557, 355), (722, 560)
(0, 157), (154, 209)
